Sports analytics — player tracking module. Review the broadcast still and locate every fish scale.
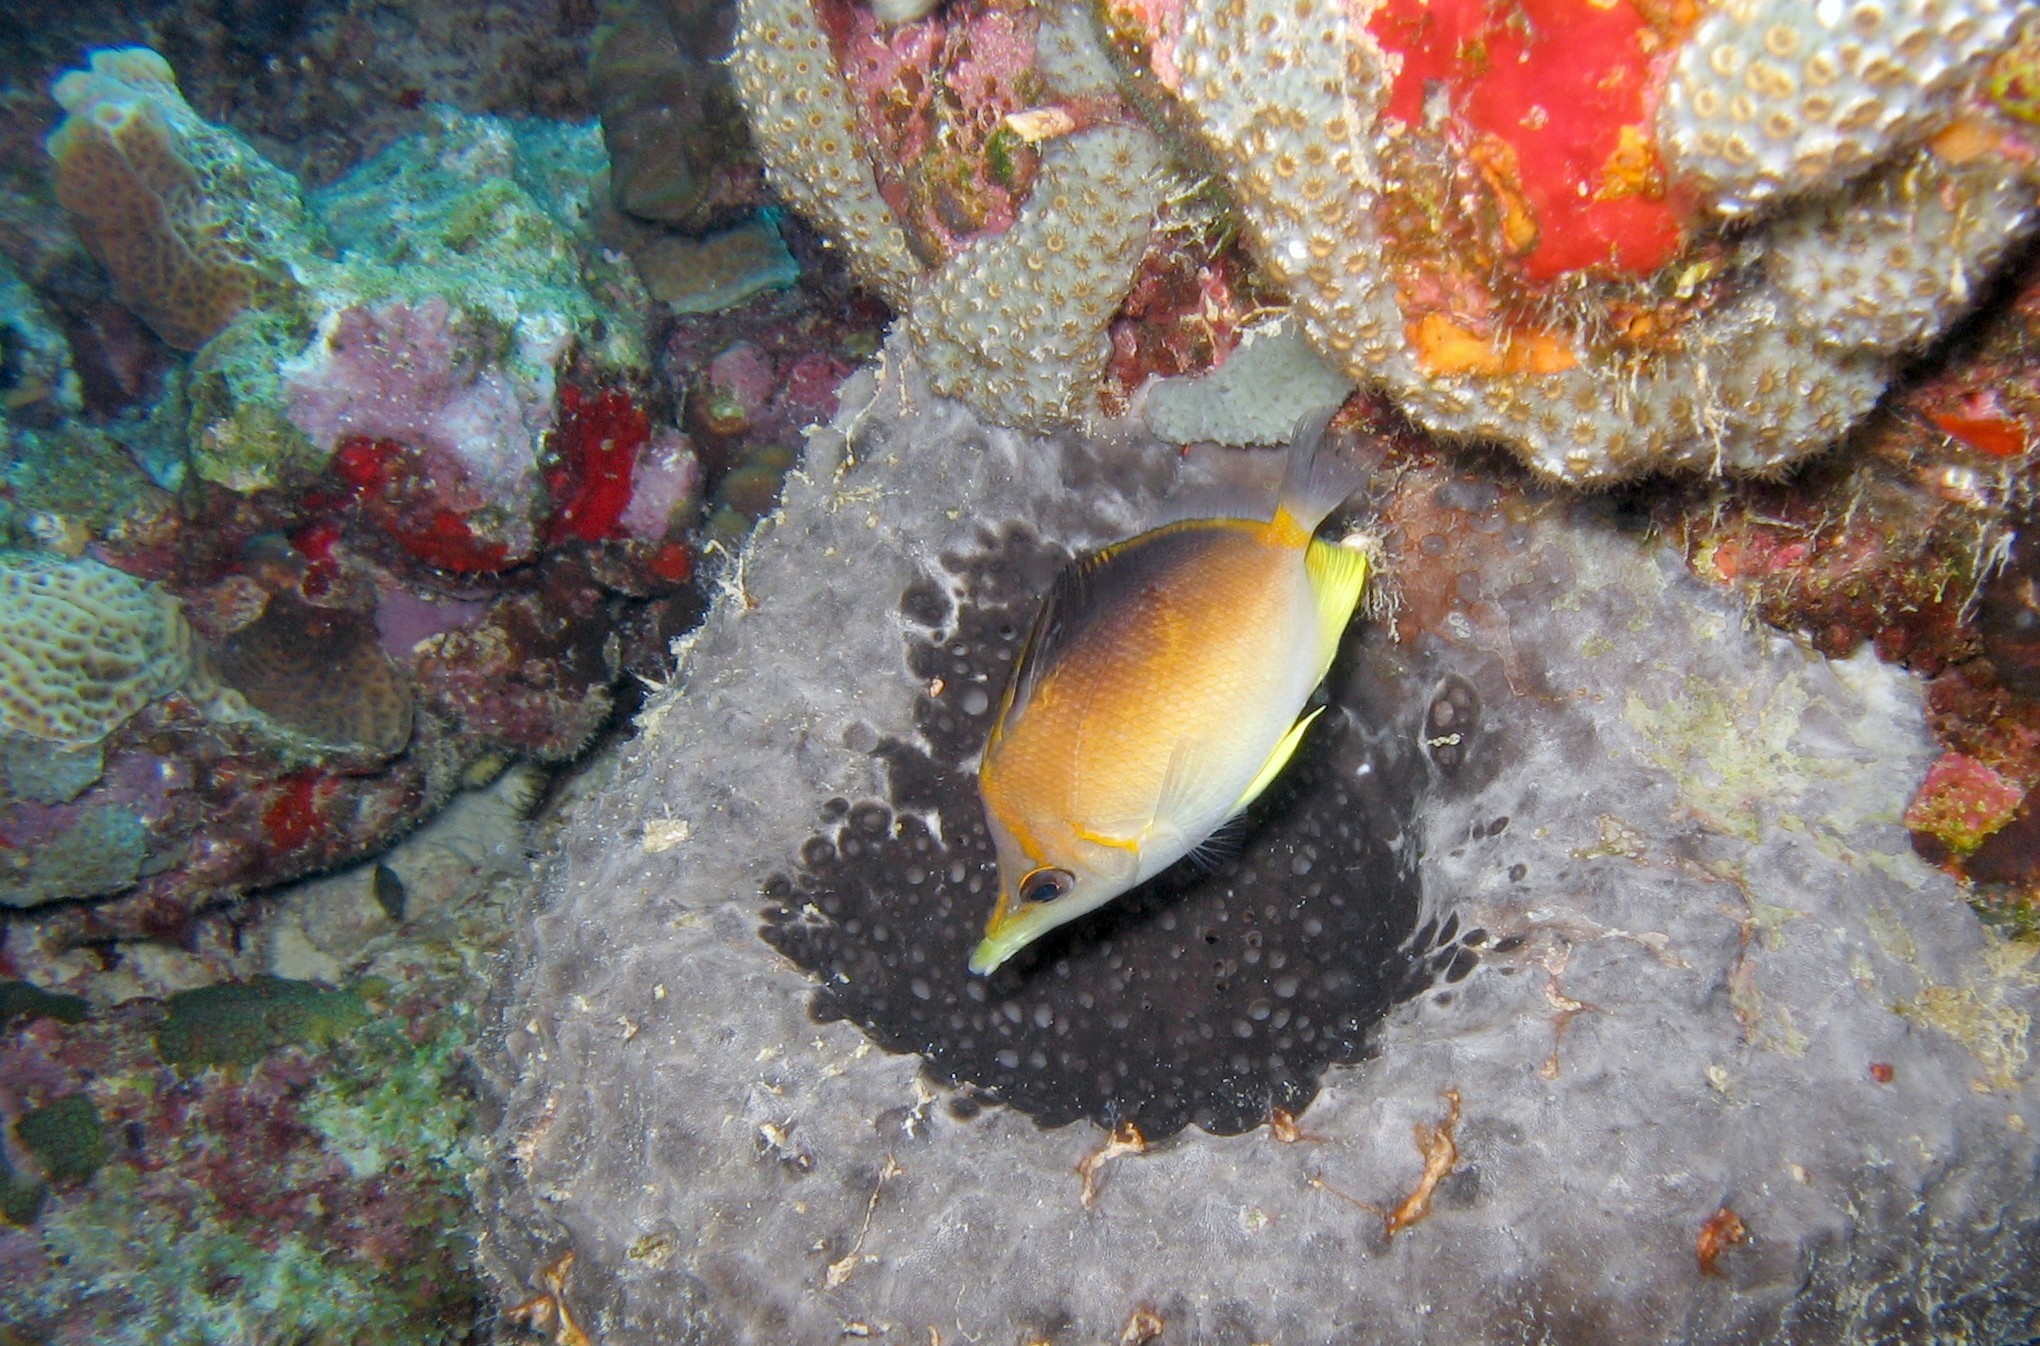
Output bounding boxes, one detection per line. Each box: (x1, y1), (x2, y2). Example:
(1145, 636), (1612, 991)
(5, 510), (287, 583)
(971, 415), (1372, 973)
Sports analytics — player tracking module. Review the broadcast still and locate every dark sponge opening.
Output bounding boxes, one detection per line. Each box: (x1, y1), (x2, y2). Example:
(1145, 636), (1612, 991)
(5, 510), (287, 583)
(764, 525), (1471, 1137)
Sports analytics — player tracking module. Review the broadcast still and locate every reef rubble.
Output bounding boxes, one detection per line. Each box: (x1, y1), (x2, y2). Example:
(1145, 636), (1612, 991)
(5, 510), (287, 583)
(480, 344), (2040, 1343)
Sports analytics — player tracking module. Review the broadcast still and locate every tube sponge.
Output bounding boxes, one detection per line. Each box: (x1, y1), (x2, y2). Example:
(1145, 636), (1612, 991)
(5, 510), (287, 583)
(45, 47), (304, 351)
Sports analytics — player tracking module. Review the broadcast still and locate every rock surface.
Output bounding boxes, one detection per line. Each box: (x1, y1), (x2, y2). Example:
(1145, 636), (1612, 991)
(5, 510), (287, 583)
(481, 346), (2040, 1343)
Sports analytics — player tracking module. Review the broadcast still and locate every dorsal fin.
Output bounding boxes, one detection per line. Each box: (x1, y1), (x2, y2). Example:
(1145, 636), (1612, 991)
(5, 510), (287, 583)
(1268, 407), (1366, 548)
(988, 520), (1256, 739)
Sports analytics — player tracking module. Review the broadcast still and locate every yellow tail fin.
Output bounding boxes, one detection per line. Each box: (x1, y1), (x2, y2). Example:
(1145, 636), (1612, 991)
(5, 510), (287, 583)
(1303, 536), (1370, 672)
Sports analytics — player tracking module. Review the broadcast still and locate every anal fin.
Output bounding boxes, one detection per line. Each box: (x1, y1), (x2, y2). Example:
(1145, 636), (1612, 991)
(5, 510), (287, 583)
(1229, 706), (1323, 816)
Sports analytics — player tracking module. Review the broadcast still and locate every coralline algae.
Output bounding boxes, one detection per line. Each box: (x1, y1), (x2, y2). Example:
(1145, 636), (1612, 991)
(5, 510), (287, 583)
(481, 344), (2040, 1342)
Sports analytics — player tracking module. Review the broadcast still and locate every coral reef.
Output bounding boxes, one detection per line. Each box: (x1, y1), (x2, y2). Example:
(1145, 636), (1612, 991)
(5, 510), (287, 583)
(903, 124), (1173, 429)
(657, 253), (888, 549)
(731, 0), (1178, 429)
(729, 0), (922, 307)
(0, 747), (555, 1343)
(12, 3), (2040, 1340)
(1661, 0), (2024, 213)
(0, 0), (600, 190)
(602, 211), (801, 315)
(0, 45), (729, 934)
(0, 259), (80, 422)
(729, 0), (2040, 479)
(1151, 0), (2039, 481)
(0, 972), (488, 1344)
(177, 103), (653, 499)
(480, 346), (2040, 1341)
(207, 594), (414, 757)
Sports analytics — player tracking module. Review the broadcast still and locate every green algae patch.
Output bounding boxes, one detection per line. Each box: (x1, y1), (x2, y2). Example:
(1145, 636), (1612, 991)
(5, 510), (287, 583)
(1894, 936), (2040, 1093)
(0, 980), (89, 1027)
(156, 976), (370, 1074)
(1625, 674), (1816, 843)
(302, 1004), (479, 1180)
(0, 1146), (45, 1225)
(15, 1093), (109, 1185)
(1897, 982), (2032, 1092)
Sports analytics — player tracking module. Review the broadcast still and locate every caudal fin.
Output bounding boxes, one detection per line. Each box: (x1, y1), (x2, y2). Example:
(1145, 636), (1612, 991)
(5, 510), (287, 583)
(1271, 406), (1366, 546)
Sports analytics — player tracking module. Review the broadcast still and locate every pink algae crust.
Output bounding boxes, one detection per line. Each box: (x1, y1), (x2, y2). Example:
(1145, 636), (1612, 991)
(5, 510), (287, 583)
(1905, 752), (2027, 857)
(817, 0), (1044, 262)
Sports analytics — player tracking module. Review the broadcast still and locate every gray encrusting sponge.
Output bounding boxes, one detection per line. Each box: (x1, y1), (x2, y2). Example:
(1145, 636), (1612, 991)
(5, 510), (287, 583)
(481, 339), (2040, 1345)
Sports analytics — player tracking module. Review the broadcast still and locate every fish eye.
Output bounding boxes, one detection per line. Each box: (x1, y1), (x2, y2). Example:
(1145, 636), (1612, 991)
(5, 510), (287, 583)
(1019, 867), (1075, 905)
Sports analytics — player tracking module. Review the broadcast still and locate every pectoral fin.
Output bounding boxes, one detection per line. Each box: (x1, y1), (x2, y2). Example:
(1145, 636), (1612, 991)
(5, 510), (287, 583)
(1230, 706), (1323, 816)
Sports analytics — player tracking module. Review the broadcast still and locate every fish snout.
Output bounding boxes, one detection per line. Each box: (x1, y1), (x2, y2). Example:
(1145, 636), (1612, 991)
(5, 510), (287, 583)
(969, 864), (1079, 975)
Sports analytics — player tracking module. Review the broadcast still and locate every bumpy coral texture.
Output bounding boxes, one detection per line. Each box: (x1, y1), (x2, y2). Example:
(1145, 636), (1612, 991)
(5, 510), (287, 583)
(729, 0), (922, 306)
(46, 48), (303, 352)
(730, 0), (2040, 478)
(1161, 0), (2039, 483)
(731, 0), (1172, 430)
(1661, 0), (2024, 214)
(906, 126), (1172, 428)
(0, 554), (191, 745)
